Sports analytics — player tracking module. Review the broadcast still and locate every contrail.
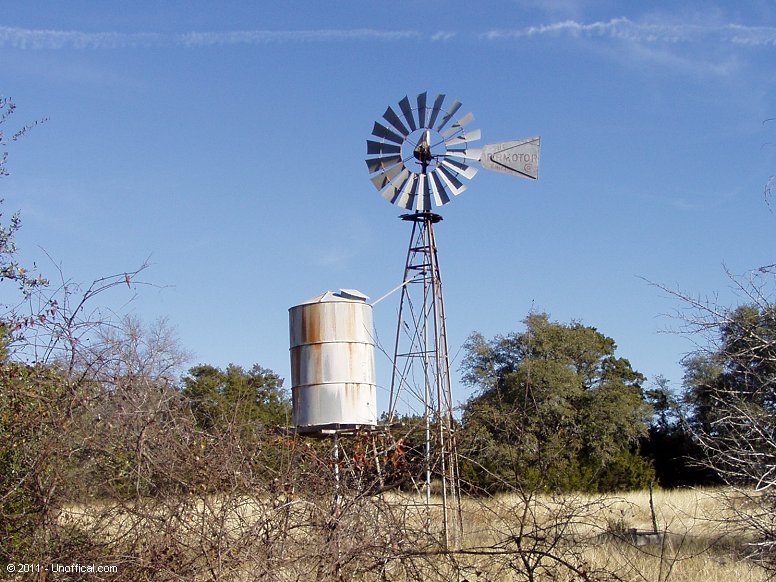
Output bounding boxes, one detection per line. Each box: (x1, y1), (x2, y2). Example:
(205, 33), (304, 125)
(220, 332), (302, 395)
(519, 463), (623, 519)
(0, 26), (419, 50)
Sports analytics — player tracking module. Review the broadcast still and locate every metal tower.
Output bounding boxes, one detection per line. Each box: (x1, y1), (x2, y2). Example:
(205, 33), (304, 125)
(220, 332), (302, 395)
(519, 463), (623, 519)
(387, 210), (462, 547)
(365, 91), (540, 548)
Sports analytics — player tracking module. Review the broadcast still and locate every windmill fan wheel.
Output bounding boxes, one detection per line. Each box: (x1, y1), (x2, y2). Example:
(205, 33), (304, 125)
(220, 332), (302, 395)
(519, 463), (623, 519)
(366, 92), (482, 211)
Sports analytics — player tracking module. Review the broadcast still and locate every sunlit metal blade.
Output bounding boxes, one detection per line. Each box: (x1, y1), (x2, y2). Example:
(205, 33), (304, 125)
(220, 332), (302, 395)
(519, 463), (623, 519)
(372, 121), (404, 145)
(429, 170), (451, 206)
(370, 161), (404, 190)
(383, 106), (409, 137)
(441, 111), (475, 138)
(367, 140), (401, 156)
(427, 94), (445, 129)
(437, 165), (467, 197)
(381, 169), (411, 204)
(395, 173), (418, 209)
(398, 96), (417, 132)
(414, 173), (428, 210)
(444, 128), (481, 146)
(440, 158), (478, 180)
(435, 99), (462, 132)
(416, 92), (427, 128)
(445, 148), (482, 161)
(457, 111), (475, 127)
(415, 173), (432, 211)
(366, 154), (401, 174)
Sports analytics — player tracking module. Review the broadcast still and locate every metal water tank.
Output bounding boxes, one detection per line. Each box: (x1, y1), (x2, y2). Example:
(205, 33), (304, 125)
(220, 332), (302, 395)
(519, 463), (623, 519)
(289, 289), (377, 433)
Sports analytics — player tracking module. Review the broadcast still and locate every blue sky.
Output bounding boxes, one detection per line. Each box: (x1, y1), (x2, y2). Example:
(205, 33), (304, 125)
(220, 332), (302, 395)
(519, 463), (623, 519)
(2, 1), (775, 413)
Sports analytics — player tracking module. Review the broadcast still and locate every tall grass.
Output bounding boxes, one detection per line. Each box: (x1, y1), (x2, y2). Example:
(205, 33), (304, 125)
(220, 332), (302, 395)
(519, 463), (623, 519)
(57, 487), (770, 581)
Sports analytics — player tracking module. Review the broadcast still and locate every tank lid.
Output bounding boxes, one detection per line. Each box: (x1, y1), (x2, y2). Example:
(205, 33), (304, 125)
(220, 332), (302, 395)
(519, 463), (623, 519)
(296, 289), (369, 306)
(337, 288), (369, 301)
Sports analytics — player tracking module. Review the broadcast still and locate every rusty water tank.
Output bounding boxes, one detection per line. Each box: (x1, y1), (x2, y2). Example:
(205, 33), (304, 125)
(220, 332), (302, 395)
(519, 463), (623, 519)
(289, 289), (377, 433)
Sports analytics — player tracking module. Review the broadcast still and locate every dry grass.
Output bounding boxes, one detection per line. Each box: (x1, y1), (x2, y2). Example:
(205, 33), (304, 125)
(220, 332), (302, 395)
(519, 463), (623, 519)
(456, 487), (771, 582)
(383, 487), (771, 581)
(586, 488), (768, 582)
(57, 487), (771, 581)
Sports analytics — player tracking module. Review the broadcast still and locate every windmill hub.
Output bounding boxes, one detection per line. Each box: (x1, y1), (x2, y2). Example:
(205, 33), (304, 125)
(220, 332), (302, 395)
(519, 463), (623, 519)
(412, 142), (432, 164)
(412, 129), (434, 166)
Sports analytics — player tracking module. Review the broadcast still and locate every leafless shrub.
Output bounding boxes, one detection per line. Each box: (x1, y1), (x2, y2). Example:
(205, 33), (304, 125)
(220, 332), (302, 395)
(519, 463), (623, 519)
(652, 263), (776, 569)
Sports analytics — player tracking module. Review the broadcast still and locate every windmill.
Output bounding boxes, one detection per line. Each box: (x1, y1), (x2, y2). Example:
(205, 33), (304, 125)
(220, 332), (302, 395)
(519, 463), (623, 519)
(365, 92), (540, 547)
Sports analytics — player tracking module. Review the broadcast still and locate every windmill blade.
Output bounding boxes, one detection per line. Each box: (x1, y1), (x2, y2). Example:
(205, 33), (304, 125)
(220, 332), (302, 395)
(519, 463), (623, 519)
(366, 154), (401, 174)
(415, 173), (432, 211)
(436, 165), (467, 197)
(395, 173), (418, 209)
(413, 173), (428, 210)
(367, 140), (401, 156)
(440, 158), (478, 180)
(416, 92), (428, 129)
(445, 147), (482, 162)
(435, 100), (462, 132)
(381, 169), (412, 205)
(370, 161), (405, 190)
(428, 170), (451, 206)
(444, 128), (481, 146)
(441, 111), (475, 138)
(398, 96), (417, 132)
(414, 174), (425, 211)
(372, 121), (404, 145)
(427, 94), (446, 129)
(383, 106), (410, 137)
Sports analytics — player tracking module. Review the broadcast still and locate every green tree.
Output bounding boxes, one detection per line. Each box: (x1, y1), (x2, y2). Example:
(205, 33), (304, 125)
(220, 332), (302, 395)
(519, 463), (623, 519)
(640, 375), (718, 487)
(182, 363), (289, 436)
(181, 363), (290, 487)
(460, 312), (653, 492)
